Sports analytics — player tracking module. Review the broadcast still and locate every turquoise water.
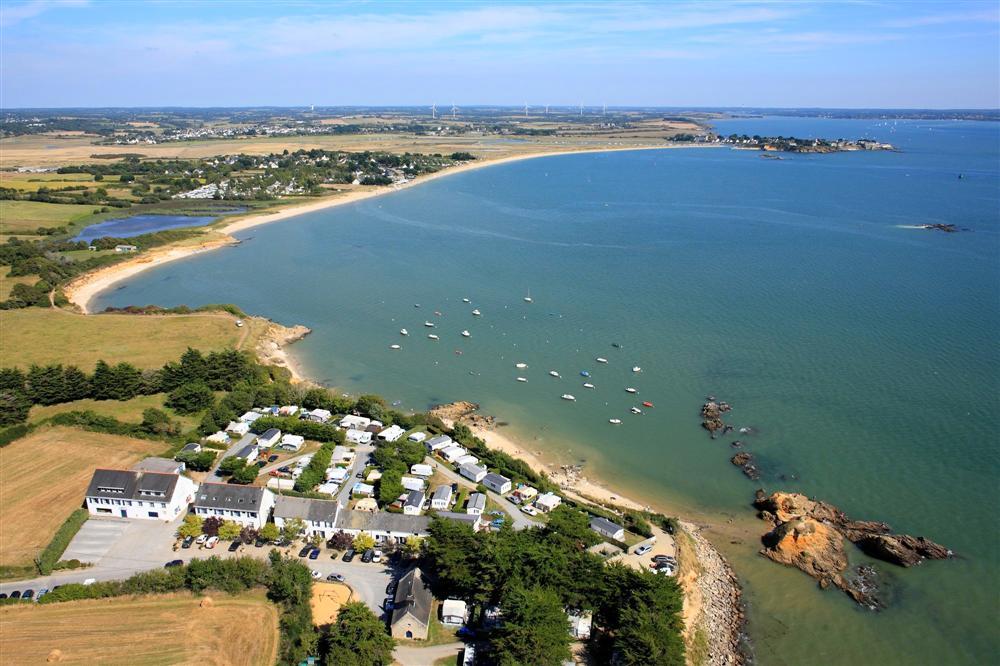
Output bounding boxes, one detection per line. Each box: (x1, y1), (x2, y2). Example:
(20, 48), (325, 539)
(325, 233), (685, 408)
(94, 119), (1000, 665)
(73, 210), (244, 243)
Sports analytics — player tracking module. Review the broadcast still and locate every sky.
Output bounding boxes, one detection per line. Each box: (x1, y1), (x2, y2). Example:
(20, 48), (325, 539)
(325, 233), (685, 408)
(1, 0), (998, 109)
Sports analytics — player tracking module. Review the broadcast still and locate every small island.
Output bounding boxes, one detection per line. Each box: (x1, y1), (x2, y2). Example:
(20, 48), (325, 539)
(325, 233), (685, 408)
(721, 133), (895, 153)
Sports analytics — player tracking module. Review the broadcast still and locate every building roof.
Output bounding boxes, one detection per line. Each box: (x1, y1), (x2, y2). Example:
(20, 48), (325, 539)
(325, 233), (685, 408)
(131, 457), (183, 474)
(467, 492), (487, 512)
(194, 482), (268, 512)
(273, 496), (340, 524)
(459, 463), (487, 478)
(590, 516), (624, 534)
(392, 567), (433, 628)
(436, 512), (481, 527)
(404, 490), (425, 508)
(180, 443), (201, 453)
(425, 435), (452, 448)
(86, 469), (180, 501)
(334, 510), (431, 535)
(259, 428), (281, 440)
(236, 443), (258, 458)
(483, 472), (510, 487)
(441, 598), (467, 618)
(431, 485), (452, 502)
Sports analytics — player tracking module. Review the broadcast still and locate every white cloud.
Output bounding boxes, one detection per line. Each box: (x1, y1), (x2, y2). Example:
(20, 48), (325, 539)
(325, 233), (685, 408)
(0, 0), (88, 28)
(882, 8), (999, 29)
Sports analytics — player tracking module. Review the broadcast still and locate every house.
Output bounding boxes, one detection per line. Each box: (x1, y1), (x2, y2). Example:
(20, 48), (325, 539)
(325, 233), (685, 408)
(205, 431), (230, 445)
(114, 244), (138, 253)
(407, 431), (427, 443)
(256, 428), (282, 448)
(131, 457), (185, 475)
(425, 435), (452, 452)
(317, 481), (339, 495)
(327, 467), (349, 483)
(345, 429), (372, 445)
(278, 405), (299, 416)
(366, 469), (382, 483)
(355, 497), (379, 513)
(430, 485), (453, 510)
(278, 434), (305, 452)
(410, 463), (433, 478)
(352, 482), (375, 497)
(378, 424), (406, 442)
(334, 509), (431, 544)
(339, 415), (371, 430)
(403, 490), (425, 515)
(304, 408), (332, 423)
(391, 568), (433, 640)
(225, 421), (250, 436)
(534, 492), (562, 513)
(267, 477), (295, 491)
(441, 598), (468, 626)
(513, 485), (538, 502)
(192, 483), (275, 529)
(401, 476), (426, 493)
(459, 463), (487, 483)
(272, 496), (341, 538)
(455, 454), (479, 467)
(465, 492), (487, 515)
(239, 411), (263, 424)
(590, 516), (625, 541)
(332, 446), (355, 464)
(180, 442), (202, 454)
(233, 442), (259, 461)
(440, 445), (467, 463)
(568, 610), (593, 640)
(482, 473), (511, 495)
(436, 512), (482, 531)
(85, 469), (197, 521)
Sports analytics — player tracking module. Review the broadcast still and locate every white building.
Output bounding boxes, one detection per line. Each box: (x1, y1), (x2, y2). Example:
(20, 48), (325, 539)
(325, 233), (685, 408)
(460, 463), (487, 483)
(278, 405), (300, 416)
(239, 411), (264, 424)
(279, 434), (305, 452)
(441, 598), (468, 625)
(346, 429), (373, 445)
(233, 442), (259, 461)
(273, 496), (341, 538)
(568, 611), (593, 640)
(534, 492), (562, 513)
(590, 516), (625, 541)
(482, 473), (512, 495)
(352, 482), (375, 497)
(425, 435), (452, 452)
(304, 408), (332, 423)
(206, 431), (230, 445)
(226, 421), (250, 436)
(430, 485), (453, 510)
(407, 432), (427, 443)
(403, 490), (425, 515)
(513, 485), (538, 502)
(378, 425), (406, 442)
(465, 492), (487, 515)
(401, 476), (426, 492)
(440, 445), (467, 463)
(192, 483), (275, 529)
(327, 467), (349, 483)
(455, 454), (479, 467)
(267, 477), (295, 491)
(410, 463), (433, 477)
(340, 415), (371, 430)
(334, 510), (431, 544)
(256, 428), (282, 448)
(332, 446), (355, 464)
(85, 469), (197, 521)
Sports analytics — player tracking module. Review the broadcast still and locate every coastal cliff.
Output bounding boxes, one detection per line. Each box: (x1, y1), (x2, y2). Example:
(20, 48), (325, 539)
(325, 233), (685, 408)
(254, 320), (312, 381)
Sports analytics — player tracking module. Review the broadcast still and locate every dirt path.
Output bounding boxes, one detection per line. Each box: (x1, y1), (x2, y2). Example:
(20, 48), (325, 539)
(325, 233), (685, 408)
(393, 641), (464, 666)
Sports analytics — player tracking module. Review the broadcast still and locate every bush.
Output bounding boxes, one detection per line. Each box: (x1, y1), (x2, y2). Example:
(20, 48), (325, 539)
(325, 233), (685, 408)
(0, 422), (33, 447)
(175, 449), (217, 472)
(165, 382), (215, 414)
(37, 509), (89, 575)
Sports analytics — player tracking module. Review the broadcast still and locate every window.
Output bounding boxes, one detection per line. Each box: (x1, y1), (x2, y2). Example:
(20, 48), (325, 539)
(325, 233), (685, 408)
(148, 511), (159, 518)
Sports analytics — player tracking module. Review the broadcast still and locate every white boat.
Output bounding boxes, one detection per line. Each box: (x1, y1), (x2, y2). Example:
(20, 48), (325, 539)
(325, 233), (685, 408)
(428, 334), (439, 340)
(549, 370), (560, 378)
(625, 387), (638, 394)
(515, 362), (528, 369)
(516, 377), (528, 382)
(462, 298), (471, 303)
(389, 344), (401, 350)
(609, 418), (622, 425)
(424, 321), (435, 327)
(632, 366), (642, 373)
(472, 309), (482, 316)
(596, 357), (608, 364)
(583, 382), (595, 389)
(461, 330), (471, 337)
(630, 407), (642, 414)
(524, 289), (533, 303)
(561, 394), (576, 401)
(400, 328), (408, 336)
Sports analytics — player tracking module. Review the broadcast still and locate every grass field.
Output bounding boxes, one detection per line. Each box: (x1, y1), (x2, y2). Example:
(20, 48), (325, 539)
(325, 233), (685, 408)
(0, 591), (279, 665)
(28, 393), (202, 430)
(0, 427), (157, 567)
(0, 267), (38, 300)
(0, 200), (97, 234)
(0, 308), (263, 369)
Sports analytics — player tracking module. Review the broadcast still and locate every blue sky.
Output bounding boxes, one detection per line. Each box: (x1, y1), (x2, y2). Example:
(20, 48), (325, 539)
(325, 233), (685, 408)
(2, 1), (998, 108)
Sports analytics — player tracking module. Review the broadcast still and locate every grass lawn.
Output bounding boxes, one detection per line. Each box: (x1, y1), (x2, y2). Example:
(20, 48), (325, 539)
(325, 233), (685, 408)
(0, 426), (159, 568)
(0, 591), (279, 665)
(433, 657), (459, 666)
(0, 308), (258, 369)
(424, 605), (461, 646)
(0, 200), (97, 234)
(28, 393), (201, 431)
(0, 266), (38, 300)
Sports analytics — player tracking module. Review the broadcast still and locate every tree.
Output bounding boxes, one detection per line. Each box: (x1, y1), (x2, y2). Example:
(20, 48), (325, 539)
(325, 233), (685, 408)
(260, 522), (280, 543)
(327, 531), (353, 550)
(218, 456), (246, 476)
(165, 382), (215, 414)
(377, 468), (404, 505)
(25, 364), (66, 405)
(110, 362), (143, 400)
(218, 521), (242, 541)
(401, 536), (424, 559)
(178, 514), (203, 539)
(545, 506), (600, 547)
(493, 586), (572, 666)
(175, 450), (216, 472)
(231, 463), (259, 485)
(322, 601), (395, 666)
(240, 526), (260, 543)
(353, 532), (376, 552)
(140, 408), (179, 437)
(281, 518), (306, 541)
(89, 360), (115, 400)
(202, 516), (223, 536)
(0, 390), (31, 426)
(62, 365), (91, 401)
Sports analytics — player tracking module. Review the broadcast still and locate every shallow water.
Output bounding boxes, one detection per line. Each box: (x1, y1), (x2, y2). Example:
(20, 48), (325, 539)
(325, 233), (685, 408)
(73, 211), (241, 243)
(95, 118), (1000, 665)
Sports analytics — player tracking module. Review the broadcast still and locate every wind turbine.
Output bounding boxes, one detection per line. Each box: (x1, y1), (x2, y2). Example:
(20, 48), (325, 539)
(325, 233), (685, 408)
(524, 103), (529, 118)
(451, 103), (458, 119)
(431, 104), (436, 119)
(544, 105), (549, 115)
(603, 103), (607, 116)
(579, 103), (584, 117)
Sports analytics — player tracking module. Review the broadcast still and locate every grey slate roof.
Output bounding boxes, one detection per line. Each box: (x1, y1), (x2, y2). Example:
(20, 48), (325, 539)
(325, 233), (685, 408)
(273, 496), (340, 524)
(194, 482), (267, 512)
(425, 435), (452, 448)
(131, 457), (183, 474)
(589, 516), (624, 535)
(236, 443), (258, 459)
(404, 490), (425, 508)
(86, 469), (180, 501)
(391, 567), (433, 628)
(483, 472), (509, 487)
(259, 428), (281, 440)
(466, 492), (487, 512)
(431, 485), (452, 502)
(436, 511), (480, 527)
(459, 463), (487, 478)
(334, 510), (431, 535)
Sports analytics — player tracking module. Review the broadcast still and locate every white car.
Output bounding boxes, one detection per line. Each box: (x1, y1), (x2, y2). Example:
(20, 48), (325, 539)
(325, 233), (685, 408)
(205, 536), (219, 549)
(311, 570), (322, 580)
(195, 534), (208, 545)
(372, 549), (383, 564)
(520, 505), (539, 516)
(635, 544), (653, 556)
(82, 578), (96, 586)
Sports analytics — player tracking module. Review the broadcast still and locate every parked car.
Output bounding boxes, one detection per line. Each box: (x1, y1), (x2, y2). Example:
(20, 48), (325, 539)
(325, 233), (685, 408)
(361, 549), (374, 563)
(273, 538), (291, 547)
(278, 466), (291, 473)
(311, 570), (322, 580)
(9, 591), (20, 599)
(254, 536), (267, 547)
(298, 545), (314, 558)
(268, 454), (279, 462)
(195, 534), (208, 545)
(22, 589), (34, 600)
(356, 472), (363, 478)
(385, 581), (397, 595)
(383, 596), (394, 610)
(507, 494), (522, 505)
(652, 555), (676, 564)
(256, 460), (267, 468)
(205, 536), (219, 549)
(327, 573), (345, 582)
(165, 559), (183, 568)
(372, 549), (383, 563)
(181, 536), (194, 549)
(520, 505), (539, 516)
(0, 593), (6, 599)
(656, 564), (677, 576)
(308, 548), (321, 560)
(635, 544), (654, 556)
(83, 578), (96, 586)
(342, 549), (356, 562)
(228, 540), (242, 553)
(36, 588), (48, 600)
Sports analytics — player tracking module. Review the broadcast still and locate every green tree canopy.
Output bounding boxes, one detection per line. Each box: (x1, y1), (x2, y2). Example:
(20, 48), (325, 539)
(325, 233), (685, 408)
(322, 601), (395, 666)
(493, 586), (572, 666)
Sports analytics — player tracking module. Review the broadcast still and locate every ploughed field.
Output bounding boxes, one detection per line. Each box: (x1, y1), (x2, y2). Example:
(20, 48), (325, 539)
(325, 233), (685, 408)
(0, 591), (279, 665)
(0, 427), (155, 567)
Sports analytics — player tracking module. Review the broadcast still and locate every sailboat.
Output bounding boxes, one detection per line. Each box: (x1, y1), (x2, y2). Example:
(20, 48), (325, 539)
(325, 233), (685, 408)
(461, 330), (471, 338)
(524, 289), (533, 303)
(472, 309), (482, 316)
(400, 328), (408, 336)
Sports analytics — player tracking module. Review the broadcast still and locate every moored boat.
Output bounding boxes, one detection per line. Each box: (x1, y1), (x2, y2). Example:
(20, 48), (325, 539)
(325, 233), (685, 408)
(428, 334), (439, 340)
(515, 362), (528, 369)
(400, 328), (408, 336)
(642, 401), (654, 408)
(583, 382), (595, 389)
(389, 344), (401, 350)
(561, 394), (576, 401)
(424, 321), (435, 327)
(516, 377), (528, 382)
(472, 309), (482, 316)
(580, 370), (590, 377)
(625, 387), (638, 393)
(609, 418), (622, 425)
(596, 357), (608, 364)
(549, 370), (561, 378)
(630, 407), (642, 414)
(461, 330), (471, 337)
(632, 366), (642, 373)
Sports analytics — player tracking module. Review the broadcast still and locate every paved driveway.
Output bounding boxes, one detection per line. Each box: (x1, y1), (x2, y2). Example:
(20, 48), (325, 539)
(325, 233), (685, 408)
(427, 457), (540, 530)
(61, 519), (130, 563)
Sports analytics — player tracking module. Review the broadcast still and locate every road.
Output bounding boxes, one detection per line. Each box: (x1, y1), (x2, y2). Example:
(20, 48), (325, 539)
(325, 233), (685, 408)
(394, 641), (465, 666)
(426, 457), (541, 531)
(205, 431), (258, 482)
(336, 442), (375, 508)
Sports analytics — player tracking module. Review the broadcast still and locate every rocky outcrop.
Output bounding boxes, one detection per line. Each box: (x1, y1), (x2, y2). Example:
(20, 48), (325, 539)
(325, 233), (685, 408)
(701, 400), (732, 436)
(730, 452), (759, 480)
(429, 401), (496, 429)
(753, 491), (952, 608)
(254, 321), (311, 381)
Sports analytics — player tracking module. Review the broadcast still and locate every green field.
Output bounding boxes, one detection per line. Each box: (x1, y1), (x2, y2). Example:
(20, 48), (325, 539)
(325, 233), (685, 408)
(0, 308), (262, 369)
(0, 266), (38, 300)
(0, 200), (97, 235)
(28, 393), (202, 430)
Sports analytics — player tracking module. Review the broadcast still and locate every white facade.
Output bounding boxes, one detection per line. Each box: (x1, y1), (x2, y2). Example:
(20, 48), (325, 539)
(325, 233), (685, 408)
(279, 434), (305, 451)
(340, 415), (371, 430)
(407, 431), (427, 443)
(401, 476), (426, 492)
(378, 425), (405, 442)
(206, 431), (230, 445)
(239, 411), (263, 424)
(440, 445), (467, 463)
(192, 484), (275, 529)
(534, 492), (562, 513)
(327, 467), (349, 483)
(85, 470), (197, 521)
(441, 598), (468, 625)
(410, 463), (433, 477)
(430, 485), (453, 510)
(465, 492), (487, 515)
(460, 463), (487, 483)
(482, 473), (512, 495)
(225, 420), (250, 436)
(346, 429), (373, 445)
(455, 454), (479, 467)
(305, 408), (332, 423)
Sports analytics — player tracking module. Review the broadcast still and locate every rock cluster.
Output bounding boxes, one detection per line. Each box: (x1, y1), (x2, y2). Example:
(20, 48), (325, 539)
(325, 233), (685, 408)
(730, 452), (759, 480)
(429, 401), (497, 429)
(701, 400), (732, 436)
(753, 491), (953, 608)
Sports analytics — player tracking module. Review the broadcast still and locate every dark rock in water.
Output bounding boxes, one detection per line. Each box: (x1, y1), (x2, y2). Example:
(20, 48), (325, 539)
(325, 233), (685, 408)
(701, 400), (733, 435)
(731, 440), (744, 448)
(731, 452), (760, 480)
(920, 223), (960, 233)
(854, 534), (953, 567)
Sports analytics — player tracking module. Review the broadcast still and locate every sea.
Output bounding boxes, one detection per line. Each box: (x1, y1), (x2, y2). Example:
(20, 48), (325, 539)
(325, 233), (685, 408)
(93, 117), (1000, 665)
